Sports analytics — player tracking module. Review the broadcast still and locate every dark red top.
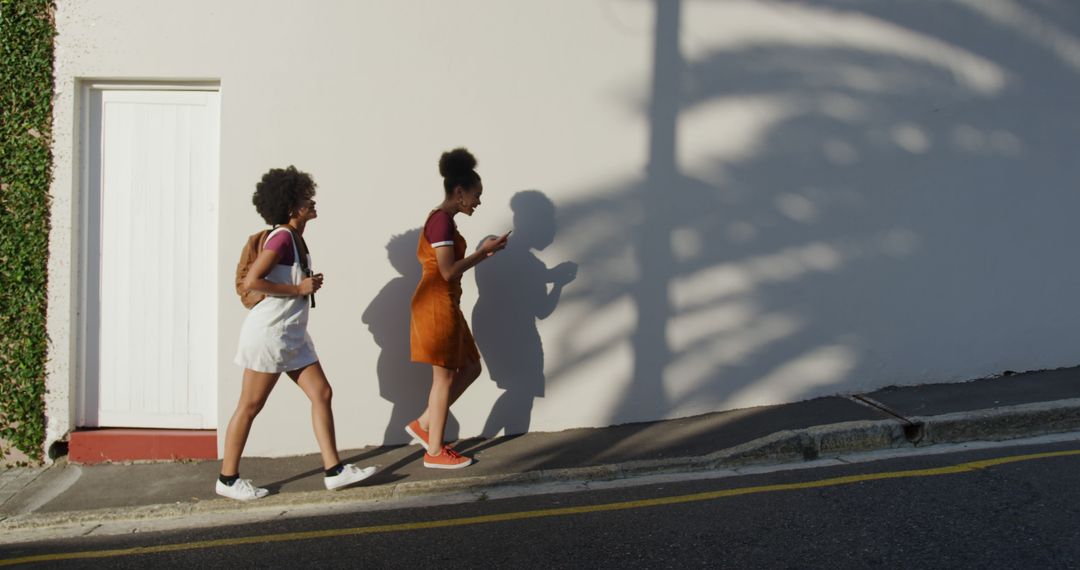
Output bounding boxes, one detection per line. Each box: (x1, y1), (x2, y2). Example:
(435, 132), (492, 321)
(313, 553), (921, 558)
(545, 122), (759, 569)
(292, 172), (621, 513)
(263, 230), (296, 266)
(424, 210), (455, 249)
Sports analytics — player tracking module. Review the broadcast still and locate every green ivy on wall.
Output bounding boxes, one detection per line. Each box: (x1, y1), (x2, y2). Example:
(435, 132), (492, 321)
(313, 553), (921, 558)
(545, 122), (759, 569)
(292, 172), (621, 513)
(0, 0), (55, 464)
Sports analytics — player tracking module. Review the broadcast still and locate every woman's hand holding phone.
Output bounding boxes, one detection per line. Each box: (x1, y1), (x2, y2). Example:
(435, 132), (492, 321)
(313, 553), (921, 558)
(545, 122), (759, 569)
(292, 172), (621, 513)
(480, 231), (511, 257)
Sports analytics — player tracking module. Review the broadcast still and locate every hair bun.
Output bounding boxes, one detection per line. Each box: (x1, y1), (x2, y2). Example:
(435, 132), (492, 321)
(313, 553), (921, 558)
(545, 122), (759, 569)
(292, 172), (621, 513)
(438, 147), (477, 178)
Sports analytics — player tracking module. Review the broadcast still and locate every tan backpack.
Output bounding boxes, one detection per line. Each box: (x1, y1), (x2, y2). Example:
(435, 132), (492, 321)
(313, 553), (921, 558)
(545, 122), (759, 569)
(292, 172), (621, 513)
(235, 227), (315, 309)
(235, 229), (272, 309)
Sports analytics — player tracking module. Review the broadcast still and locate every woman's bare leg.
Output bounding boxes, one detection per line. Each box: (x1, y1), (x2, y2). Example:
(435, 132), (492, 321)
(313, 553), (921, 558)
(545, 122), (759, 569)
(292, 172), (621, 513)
(418, 359), (482, 435)
(449, 360), (482, 406)
(221, 369), (280, 476)
(424, 365), (455, 453)
(289, 362), (341, 470)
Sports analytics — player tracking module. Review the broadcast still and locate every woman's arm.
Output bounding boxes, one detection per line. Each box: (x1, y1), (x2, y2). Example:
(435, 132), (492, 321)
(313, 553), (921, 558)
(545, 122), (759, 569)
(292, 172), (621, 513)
(435, 232), (510, 281)
(242, 248), (320, 297)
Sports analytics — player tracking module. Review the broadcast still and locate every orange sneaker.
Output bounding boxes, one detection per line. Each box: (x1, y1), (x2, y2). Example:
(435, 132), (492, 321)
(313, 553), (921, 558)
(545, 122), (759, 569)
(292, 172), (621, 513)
(405, 420), (430, 451)
(423, 447), (473, 469)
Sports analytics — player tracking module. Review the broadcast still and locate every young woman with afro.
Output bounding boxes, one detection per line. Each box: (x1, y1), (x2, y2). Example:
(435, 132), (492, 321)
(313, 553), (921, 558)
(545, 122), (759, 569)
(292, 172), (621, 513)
(218, 166), (378, 500)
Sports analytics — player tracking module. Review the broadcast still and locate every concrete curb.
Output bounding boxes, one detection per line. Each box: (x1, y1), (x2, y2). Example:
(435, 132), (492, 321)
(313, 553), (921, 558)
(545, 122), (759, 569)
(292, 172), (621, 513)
(2, 398), (1078, 535)
(914, 398), (1080, 444)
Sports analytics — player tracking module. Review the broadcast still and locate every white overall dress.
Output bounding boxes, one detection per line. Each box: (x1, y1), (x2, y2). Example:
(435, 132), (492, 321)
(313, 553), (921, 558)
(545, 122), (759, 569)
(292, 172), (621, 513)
(234, 227), (319, 373)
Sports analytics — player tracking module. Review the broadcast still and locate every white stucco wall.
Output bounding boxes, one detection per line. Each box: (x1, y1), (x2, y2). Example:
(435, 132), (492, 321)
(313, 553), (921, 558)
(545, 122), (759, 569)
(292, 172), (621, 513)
(47, 0), (1080, 458)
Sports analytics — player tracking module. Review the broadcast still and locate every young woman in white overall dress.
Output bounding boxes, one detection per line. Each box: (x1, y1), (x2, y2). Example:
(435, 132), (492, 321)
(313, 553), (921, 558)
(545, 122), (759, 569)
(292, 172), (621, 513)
(217, 166), (377, 501)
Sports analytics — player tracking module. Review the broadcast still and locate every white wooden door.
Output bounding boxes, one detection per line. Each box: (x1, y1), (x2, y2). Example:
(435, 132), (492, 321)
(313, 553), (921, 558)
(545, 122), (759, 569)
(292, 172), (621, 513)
(83, 88), (220, 429)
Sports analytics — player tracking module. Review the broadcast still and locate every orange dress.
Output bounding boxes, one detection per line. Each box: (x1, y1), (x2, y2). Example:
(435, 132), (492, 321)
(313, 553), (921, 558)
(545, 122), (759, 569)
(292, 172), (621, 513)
(410, 211), (481, 368)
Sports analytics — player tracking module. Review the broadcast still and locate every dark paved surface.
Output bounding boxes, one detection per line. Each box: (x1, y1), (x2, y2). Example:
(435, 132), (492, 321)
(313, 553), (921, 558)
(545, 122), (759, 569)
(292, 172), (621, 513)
(11, 397), (884, 515)
(3, 367), (1078, 518)
(4, 439), (1079, 568)
(868, 368), (1080, 416)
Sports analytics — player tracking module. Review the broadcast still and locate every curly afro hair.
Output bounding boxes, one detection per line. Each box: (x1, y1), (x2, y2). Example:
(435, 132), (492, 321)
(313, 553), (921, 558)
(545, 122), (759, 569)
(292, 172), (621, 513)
(252, 165), (317, 225)
(439, 147), (481, 195)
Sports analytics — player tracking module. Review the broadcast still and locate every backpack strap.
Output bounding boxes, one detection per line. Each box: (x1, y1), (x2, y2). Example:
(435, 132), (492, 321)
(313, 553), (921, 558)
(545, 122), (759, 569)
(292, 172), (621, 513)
(280, 225), (315, 309)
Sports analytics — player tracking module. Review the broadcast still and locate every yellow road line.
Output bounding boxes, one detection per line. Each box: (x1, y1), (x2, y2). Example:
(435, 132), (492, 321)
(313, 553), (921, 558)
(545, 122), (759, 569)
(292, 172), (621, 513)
(3, 448), (1078, 566)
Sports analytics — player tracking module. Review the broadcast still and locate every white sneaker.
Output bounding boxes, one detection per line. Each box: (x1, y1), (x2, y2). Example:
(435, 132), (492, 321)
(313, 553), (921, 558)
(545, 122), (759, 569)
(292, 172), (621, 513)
(215, 478), (269, 501)
(324, 464), (378, 491)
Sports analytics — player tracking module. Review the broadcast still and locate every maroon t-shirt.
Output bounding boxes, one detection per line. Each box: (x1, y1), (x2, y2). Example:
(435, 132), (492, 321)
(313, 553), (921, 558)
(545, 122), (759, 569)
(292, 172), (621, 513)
(263, 230), (296, 266)
(425, 210), (455, 249)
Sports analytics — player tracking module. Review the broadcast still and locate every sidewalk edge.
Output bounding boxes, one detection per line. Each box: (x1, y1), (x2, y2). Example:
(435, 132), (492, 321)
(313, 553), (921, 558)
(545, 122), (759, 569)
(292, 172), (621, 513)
(2, 398), (1078, 536)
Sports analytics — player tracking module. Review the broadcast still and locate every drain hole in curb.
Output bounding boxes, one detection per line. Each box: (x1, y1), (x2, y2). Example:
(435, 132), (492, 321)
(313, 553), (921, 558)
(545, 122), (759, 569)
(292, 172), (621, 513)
(48, 440), (70, 460)
(903, 422), (925, 444)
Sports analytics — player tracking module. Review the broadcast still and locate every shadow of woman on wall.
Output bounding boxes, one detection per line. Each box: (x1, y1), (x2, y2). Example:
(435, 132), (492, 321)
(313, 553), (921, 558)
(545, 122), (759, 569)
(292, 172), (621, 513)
(473, 190), (577, 439)
(362, 228), (460, 445)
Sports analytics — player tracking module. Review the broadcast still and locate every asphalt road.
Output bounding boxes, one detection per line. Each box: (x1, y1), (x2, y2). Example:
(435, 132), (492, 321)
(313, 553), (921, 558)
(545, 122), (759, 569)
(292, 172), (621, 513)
(3, 439), (1079, 569)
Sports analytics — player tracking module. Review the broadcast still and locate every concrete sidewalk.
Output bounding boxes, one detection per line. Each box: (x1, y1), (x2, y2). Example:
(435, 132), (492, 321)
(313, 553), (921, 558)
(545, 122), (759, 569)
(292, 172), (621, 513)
(2, 367), (1079, 540)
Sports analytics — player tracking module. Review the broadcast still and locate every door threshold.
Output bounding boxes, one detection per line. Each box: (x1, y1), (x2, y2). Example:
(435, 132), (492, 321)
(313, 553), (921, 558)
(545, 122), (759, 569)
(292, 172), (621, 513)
(69, 428), (217, 464)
